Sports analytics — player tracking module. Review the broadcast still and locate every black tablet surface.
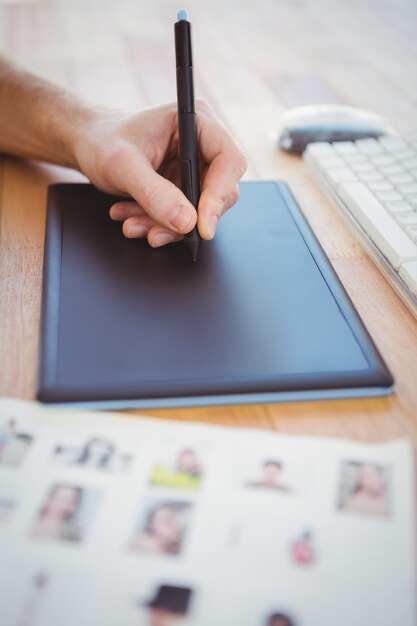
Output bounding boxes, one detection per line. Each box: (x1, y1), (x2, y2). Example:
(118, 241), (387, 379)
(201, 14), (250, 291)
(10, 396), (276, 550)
(37, 181), (393, 407)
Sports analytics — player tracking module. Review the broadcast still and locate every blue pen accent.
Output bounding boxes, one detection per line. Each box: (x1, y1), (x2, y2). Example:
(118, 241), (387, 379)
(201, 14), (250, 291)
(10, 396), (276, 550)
(177, 8), (188, 21)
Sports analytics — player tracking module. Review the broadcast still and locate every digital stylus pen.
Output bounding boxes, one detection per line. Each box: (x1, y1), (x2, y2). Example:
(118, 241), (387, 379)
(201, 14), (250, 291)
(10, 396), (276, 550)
(175, 9), (202, 262)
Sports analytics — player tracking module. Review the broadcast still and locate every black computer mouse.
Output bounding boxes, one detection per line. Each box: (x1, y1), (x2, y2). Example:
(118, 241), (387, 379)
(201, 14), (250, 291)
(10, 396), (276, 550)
(278, 105), (397, 154)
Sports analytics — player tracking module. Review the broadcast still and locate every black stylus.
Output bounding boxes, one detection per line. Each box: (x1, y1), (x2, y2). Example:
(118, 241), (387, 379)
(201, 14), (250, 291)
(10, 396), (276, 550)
(175, 9), (202, 262)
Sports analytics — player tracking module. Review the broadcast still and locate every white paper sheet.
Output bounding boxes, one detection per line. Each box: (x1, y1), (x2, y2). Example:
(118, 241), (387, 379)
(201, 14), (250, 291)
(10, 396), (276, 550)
(0, 399), (415, 626)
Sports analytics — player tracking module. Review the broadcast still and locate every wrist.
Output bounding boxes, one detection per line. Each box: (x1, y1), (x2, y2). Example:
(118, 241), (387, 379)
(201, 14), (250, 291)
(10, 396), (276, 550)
(63, 101), (102, 171)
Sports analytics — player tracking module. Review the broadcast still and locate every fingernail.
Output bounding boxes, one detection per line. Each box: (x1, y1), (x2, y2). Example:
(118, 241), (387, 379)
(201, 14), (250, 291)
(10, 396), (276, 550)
(152, 232), (175, 248)
(127, 223), (148, 238)
(207, 214), (218, 239)
(169, 205), (194, 233)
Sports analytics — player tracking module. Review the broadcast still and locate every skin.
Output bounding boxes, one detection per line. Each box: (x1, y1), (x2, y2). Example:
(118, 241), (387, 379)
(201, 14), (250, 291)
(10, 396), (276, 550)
(32, 486), (81, 539)
(0, 57), (247, 247)
(262, 463), (282, 487)
(342, 464), (389, 516)
(176, 449), (200, 474)
(149, 609), (184, 626)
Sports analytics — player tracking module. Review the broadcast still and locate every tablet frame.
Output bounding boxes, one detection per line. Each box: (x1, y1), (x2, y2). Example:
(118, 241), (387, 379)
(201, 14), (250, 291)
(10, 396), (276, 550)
(37, 181), (394, 408)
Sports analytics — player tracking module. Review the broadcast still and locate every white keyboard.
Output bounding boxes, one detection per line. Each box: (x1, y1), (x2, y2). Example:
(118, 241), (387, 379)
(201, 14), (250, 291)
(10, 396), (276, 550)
(304, 131), (417, 317)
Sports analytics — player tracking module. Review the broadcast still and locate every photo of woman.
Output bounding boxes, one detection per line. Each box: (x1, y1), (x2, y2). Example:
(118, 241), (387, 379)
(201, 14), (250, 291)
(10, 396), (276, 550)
(130, 498), (192, 556)
(338, 461), (391, 518)
(31, 483), (99, 543)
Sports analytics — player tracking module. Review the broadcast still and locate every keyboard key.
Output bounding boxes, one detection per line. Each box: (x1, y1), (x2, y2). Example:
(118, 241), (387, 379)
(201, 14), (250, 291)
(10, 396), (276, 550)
(394, 149), (416, 161)
(384, 200), (414, 215)
(367, 181), (393, 192)
(351, 162), (376, 173)
(338, 182), (417, 270)
(406, 226), (417, 242)
(356, 138), (384, 154)
(358, 171), (384, 182)
(317, 156), (345, 170)
(399, 261), (417, 295)
(408, 194), (417, 209)
(380, 164), (404, 175)
(333, 141), (359, 155)
(380, 137), (408, 152)
(398, 183), (417, 195)
(389, 173), (414, 186)
(376, 190), (402, 202)
(344, 153), (366, 164)
(397, 213), (417, 227)
(306, 142), (335, 157)
(327, 168), (357, 185)
(403, 157), (417, 169)
(371, 155), (396, 166)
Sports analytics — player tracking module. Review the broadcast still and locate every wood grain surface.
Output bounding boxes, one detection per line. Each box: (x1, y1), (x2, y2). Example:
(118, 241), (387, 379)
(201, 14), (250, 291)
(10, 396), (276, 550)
(0, 0), (416, 446)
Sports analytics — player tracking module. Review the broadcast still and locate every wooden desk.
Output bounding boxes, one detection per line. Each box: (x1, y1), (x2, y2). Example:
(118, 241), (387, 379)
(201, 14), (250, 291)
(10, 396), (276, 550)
(0, 1), (416, 443)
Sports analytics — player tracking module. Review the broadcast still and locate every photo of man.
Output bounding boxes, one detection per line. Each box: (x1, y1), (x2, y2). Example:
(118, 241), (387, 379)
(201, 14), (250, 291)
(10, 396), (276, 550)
(246, 459), (291, 492)
(129, 498), (192, 556)
(0, 418), (33, 468)
(149, 447), (204, 491)
(139, 584), (193, 626)
(338, 461), (391, 518)
(31, 483), (100, 543)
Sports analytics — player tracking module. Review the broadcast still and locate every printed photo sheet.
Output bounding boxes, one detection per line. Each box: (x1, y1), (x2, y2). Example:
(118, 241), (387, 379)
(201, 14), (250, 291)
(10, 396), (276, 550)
(0, 399), (415, 626)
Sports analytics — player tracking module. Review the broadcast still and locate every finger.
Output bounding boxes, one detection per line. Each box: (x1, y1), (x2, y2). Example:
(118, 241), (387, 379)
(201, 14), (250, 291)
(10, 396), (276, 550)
(122, 156), (197, 234)
(110, 201), (146, 222)
(196, 116), (247, 239)
(147, 225), (183, 248)
(122, 215), (156, 238)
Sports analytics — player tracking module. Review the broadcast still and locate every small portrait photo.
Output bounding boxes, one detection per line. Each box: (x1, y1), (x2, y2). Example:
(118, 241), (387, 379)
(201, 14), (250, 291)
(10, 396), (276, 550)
(246, 458), (292, 493)
(290, 529), (316, 567)
(265, 612), (296, 626)
(337, 460), (391, 518)
(52, 436), (133, 473)
(129, 497), (193, 556)
(0, 417), (34, 468)
(0, 497), (16, 522)
(138, 584), (193, 626)
(149, 446), (204, 491)
(30, 483), (100, 544)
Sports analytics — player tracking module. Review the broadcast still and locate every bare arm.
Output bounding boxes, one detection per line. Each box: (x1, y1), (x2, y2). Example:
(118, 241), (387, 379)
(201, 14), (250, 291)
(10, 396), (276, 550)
(0, 58), (247, 246)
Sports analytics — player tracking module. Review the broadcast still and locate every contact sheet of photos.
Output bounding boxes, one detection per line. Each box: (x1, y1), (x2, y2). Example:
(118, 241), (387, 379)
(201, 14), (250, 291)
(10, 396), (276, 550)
(0, 399), (416, 626)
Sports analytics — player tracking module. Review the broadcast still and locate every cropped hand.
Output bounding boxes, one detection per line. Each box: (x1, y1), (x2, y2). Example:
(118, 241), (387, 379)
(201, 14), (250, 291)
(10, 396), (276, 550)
(74, 100), (247, 247)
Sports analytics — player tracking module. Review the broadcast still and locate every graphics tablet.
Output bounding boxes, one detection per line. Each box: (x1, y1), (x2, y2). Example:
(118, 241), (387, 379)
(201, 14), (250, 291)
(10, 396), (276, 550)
(37, 181), (393, 408)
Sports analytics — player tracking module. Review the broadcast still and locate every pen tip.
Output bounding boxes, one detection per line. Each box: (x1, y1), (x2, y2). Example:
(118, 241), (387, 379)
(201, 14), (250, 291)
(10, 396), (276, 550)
(177, 8), (188, 21)
(187, 239), (201, 263)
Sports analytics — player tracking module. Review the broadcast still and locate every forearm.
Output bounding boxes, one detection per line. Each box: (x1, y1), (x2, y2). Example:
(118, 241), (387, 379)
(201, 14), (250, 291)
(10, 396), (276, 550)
(0, 58), (94, 168)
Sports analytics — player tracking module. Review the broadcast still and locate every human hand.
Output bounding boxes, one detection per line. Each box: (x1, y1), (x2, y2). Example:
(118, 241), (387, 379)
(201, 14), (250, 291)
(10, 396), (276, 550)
(74, 100), (247, 247)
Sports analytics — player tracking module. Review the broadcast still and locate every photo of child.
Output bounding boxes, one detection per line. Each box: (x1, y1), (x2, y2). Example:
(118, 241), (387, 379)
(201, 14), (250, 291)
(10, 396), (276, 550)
(290, 530), (316, 566)
(31, 483), (100, 543)
(52, 436), (133, 472)
(149, 447), (204, 491)
(0, 417), (33, 468)
(338, 461), (391, 518)
(246, 459), (291, 492)
(129, 498), (193, 556)
(138, 584), (193, 626)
